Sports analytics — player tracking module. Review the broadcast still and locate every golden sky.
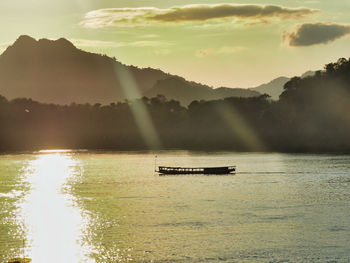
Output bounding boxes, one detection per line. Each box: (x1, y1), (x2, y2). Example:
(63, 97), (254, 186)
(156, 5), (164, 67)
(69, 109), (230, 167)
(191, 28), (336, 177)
(1, 0), (350, 87)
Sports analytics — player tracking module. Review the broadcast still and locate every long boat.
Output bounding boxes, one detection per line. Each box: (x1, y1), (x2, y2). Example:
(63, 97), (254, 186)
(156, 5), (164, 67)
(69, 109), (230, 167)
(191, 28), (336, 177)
(157, 165), (236, 175)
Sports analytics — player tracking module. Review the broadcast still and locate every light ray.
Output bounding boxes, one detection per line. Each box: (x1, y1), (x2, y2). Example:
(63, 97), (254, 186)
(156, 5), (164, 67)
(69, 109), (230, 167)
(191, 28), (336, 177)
(215, 102), (266, 151)
(114, 65), (161, 150)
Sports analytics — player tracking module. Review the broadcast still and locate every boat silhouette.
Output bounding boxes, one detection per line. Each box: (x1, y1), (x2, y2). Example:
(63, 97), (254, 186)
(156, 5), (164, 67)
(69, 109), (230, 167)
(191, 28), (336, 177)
(157, 165), (236, 175)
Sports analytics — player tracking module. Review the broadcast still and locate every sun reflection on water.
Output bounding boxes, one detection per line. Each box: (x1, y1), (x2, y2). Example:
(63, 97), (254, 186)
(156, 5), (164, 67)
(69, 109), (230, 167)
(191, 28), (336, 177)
(18, 152), (92, 263)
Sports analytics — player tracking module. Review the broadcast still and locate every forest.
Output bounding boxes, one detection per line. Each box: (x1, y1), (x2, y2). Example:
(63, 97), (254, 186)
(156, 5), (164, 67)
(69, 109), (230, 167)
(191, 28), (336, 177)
(1, 58), (350, 152)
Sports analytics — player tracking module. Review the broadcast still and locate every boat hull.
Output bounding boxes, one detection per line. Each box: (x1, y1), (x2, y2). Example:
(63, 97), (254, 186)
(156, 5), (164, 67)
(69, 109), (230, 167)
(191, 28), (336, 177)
(157, 166), (236, 175)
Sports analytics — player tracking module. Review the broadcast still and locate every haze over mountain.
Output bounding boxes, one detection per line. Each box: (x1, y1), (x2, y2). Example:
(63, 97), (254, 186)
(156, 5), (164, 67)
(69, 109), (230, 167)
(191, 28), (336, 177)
(250, 77), (290, 100)
(250, 71), (316, 100)
(146, 77), (260, 106)
(0, 35), (261, 106)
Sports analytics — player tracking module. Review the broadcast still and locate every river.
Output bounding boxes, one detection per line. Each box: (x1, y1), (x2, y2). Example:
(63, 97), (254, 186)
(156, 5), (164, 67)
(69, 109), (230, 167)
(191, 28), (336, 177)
(0, 151), (349, 262)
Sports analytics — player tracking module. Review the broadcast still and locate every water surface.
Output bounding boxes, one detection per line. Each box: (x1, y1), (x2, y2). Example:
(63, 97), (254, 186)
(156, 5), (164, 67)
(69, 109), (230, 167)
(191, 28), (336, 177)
(1, 151), (350, 262)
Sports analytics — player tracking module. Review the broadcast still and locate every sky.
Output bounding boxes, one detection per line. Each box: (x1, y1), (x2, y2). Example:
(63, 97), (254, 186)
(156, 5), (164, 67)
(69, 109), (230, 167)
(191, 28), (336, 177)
(0, 0), (350, 88)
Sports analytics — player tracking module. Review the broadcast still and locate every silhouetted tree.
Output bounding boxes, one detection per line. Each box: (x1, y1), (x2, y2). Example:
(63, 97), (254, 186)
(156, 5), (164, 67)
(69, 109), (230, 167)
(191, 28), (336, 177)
(1, 58), (350, 152)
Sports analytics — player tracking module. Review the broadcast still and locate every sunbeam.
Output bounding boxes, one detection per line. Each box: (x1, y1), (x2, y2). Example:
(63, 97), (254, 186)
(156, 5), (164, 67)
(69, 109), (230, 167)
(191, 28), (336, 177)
(215, 102), (266, 151)
(113, 65), (161, 149)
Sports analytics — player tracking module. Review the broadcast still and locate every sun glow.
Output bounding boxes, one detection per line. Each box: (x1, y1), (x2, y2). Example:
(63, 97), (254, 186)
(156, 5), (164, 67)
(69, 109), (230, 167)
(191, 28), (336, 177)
(38, 149), (74, 153)
(18, 153), (92, 263)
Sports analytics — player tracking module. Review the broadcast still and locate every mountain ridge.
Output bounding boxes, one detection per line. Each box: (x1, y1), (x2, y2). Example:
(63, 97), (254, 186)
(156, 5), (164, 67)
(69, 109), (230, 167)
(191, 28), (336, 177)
(0, 35), (173, 105)
(0, 35), (315, 105)
(0, 35), (263, 106)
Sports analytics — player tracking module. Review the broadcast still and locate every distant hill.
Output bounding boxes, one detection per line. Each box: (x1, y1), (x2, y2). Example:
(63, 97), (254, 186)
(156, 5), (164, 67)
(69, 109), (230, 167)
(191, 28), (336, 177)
(145, 77), (260, 106)
(250, 77), (290, 100)
(0, 35), (261, 106)
(250, 71), (315, 100)
(0, 35), (173, 104)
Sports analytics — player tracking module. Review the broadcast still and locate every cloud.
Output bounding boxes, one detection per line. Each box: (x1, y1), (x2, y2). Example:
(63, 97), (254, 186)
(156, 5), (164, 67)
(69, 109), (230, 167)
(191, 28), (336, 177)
(150, 4), (318, 22)
(139, 34), (159, 39)
(196, 48), (215, 57)
(81, 4), (319, 28)
(70, 39), (120, 47)
(81, 7), (159, 28)
(284, 22), (350, 46)
(70, 38), (171, 48)
(217, 46), (246, 54)
(196, 46), (246, 57)
(128, 40), (172, 47)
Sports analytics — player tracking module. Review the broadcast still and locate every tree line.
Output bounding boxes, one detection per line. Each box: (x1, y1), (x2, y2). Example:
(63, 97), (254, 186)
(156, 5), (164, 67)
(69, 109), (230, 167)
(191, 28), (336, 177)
(1, 58), (350, 152)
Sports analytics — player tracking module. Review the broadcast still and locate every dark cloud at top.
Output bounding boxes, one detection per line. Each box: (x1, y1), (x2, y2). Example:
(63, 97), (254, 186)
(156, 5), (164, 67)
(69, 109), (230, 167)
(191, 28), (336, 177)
(81, 4), (319, 28)
(149, 4), (318, 22)
(285, 23), (350, 46)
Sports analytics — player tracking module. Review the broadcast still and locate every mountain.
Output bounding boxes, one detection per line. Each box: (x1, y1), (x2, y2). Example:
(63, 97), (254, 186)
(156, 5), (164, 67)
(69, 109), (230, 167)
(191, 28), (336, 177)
(0, 35), (261, 106)
(250, 76), (290, 100)
(0, 35), (172, 105)
(145, 77), (261, 105)
(250, 71), (316, 100)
